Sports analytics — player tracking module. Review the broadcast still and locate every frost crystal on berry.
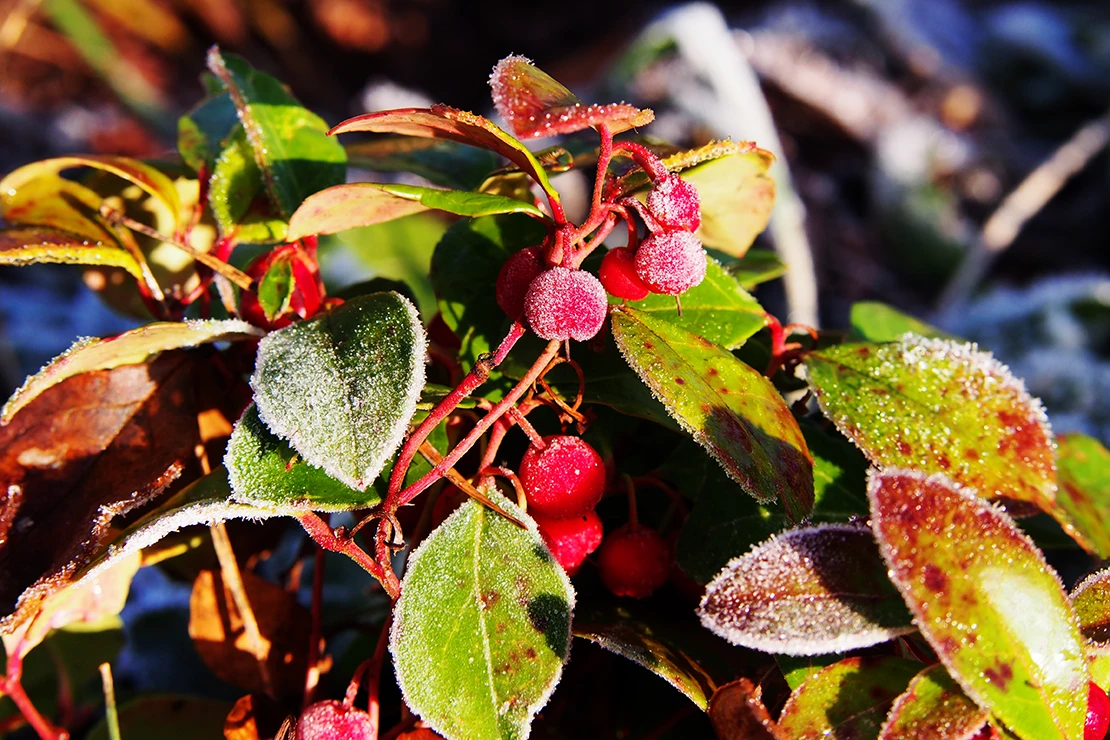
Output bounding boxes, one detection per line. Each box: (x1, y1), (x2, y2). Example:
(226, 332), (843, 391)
(523, 266), (608, 342)
(520, 435), (606, 519)
(533, 509), (604, 575)
(634, 230), (707, 295)
(496, 246), (544, 318)
(647, 174), (701, 232)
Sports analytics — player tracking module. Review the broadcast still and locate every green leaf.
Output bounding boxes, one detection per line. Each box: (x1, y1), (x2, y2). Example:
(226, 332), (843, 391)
(1070, 568), (1110, 644)
(620, 258), (765, 349)
(390, 497), (574, 740)
(86, 696), (234, 740)
(207, 125), (287, 243)
(2, 319), (262, 423)
(728, 248), (787, 289)
(287, 182), (547, 241)
(345, 137), (500, 190)
(805, 335), (1057, 514)
(177, 91), (239, 173)
(880, 664), (991, 740)
(226, 404), (378, 511)
(611, 306), (813, 522)
(775, 654), (845, 691)
(869, 468), (1088, 740)
(0, 225), (140, 279)
(206, 48), (347, 219)
(257, 256), (294, 319)
(698, 523), (914, 656)
(848, 301), (948, 343)
(1054, 433), (1110, 558)
(251, 292), (426, 491)
(777, 656), (921, 740)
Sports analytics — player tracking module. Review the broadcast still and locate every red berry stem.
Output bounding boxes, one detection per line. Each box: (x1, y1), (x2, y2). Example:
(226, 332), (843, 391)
(361, 611), (392, 734)
(612, 141), (669, 180)
(569, 212), (620, 267)
(1, 645), (70, 739)
(507, 405), (545, 448)
(623, 475), (640, 527)
(297, 512), (399, 599)
(479, 466), (528, 509)
(303, 544), (326, 708)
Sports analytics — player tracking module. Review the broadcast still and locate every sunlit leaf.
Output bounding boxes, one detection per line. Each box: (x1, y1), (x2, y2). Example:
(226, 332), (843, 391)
(251, 292), (426, 491)
(2, 319), (262, 424)
(611, 306), (813, 522)
(0, 225), (141, 279)
(288, 182), (547, 241)
(1053, 433), (1110, 558)
(207, 125), (287, 243)
(805, 335), (1057, 514)
(1070, 568), (1110, 644)
(879, 664), (990, 740)
(849, 301), (947, 343)
(708, 678), (787, 740)
(777, 656), (921, 740)
(391, 496), (574, 740)
(869, 469), (1088, 740)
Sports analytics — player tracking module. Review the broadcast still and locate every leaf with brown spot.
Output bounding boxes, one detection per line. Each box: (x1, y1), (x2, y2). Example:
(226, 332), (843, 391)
(698, 523), (914, 656)
(708, 678), (787, 740)
(0, 351), (209, 630)
(1070, 568), (1110, 644)
(611, 306), (813, 522)
(805, 336), (1057, 515)
(869, 469), (1089, 740)
(189, 568), (310, 698)
(0, 225), (141, 280)
(1053, 433), (1110, 557)
(777, 656), (921, 739)
(879, 664), (990, 740)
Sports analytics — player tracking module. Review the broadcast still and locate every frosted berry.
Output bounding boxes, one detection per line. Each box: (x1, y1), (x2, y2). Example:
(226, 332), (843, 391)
(634, 229), (707, 295)
(520, 435), (606, 519)
(296, 700), (375, 740)
(523, 266), (608, 342)
(495, 246), (544, 318)
(599, 247), (650, 301)
(597, 523), (672, 598)
(647, 174), (701, 232)
(1087, 682), (1110, 740)
(533, 509), (604, 575)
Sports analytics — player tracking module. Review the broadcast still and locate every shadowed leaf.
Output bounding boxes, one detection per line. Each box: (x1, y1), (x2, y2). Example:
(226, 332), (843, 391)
(345, 137), (500, 190)
(869, 469), (1088, 740)
(879, 664), (990, 740)
(729, 248), (787, 289)
(805, 335), (1058, 515)
(777, 656), (921, 740)
(0, 225), (140, 280)
(178, 91), (239, 173)
(611, 306), (813, 522)
(1070, 568), (1110, 644)
(391, 496), (574, 740)
(86, 696), (234, 740)
(1053, 433), (1110, 557)
(708, 678), (787, 740)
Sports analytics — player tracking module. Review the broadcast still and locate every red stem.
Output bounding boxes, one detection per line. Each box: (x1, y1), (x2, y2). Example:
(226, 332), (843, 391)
(612, 141), (668, 180)
(363, 612), (393, 733)
(303, 546), (326, 708)
(297, 512), (399, 599)
(1, 652), (68, 740)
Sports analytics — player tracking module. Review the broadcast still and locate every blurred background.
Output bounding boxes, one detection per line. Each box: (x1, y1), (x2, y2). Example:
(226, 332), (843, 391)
(1, 0), (1109, 442)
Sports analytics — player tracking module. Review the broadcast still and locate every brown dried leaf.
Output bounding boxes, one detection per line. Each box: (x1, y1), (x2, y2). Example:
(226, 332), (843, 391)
(224, 693), (291, 740)
(708, 678), (788, 740)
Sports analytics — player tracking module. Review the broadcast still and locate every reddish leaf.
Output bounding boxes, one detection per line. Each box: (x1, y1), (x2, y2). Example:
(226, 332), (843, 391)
(708, 678), (787, 740)
(0, 352), (211, 630)
(1070, 568), (1110, 644)
(698, 523), (914, 656)
(1054, 433), (1110, 557)
(869, 469), (1089, 740)
(488, 54), (653, 139)
(880, 664), (990, 740)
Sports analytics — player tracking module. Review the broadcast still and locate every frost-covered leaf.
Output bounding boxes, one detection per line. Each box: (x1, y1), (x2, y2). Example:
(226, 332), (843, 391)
(86, 696), (234, 740)
(698, 523), (914, 656)
(879, 664), (990, 740)
(345, 137), (500, 191)
(0, 225), (141, 280)
(251, 292), (426, 491)
(390, 496), (574, 740)
(729, 248), (787, 289)
(1070, 569), (1110, 644)
(488, 54), (653, 139)
(806, 336), (1057, 514)
(849, 302), (947, 343)
(777, 656), (921, 740)
(226, 404), (376, 511)
(620, 258), (765, 349)
(611, 306), (813, 522)
(2, 319), (261, 424)
(207, 125), (287, 243)
(207, 48), (347, 219)
(287, 182), (547, 240)
(708, 678), (787, 740)
(869, 469), (1088, 740)
(1054, 433), (1110, 558)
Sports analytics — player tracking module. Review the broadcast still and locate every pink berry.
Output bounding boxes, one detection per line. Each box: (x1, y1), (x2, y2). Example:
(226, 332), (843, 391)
(533, 509), (604, 575)
(520, 435), (606, 519)
(1087, 682), (1110, 740)
(647, 174), (701, 232)
(634, 230), (707, 295)
(523, 266), (607, 342)
(296, 700), (375, 740)
(597, 523), (672, 599)
(599, 247), (650, 301)
(496, 246), (544, 318)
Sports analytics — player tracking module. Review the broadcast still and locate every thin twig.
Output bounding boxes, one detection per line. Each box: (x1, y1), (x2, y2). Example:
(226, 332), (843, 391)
(98, 664), (120, 740)
(209, 522), (274, 696)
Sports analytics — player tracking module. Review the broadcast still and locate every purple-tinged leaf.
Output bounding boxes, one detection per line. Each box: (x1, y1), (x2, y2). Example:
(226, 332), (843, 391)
(698, 523), (913, 656)
(0, 226), (140, 280)
(879, 664), (990, 740)
(869, 468), (1089, 740)
(708, 679), (787, 740)
(1053, 433), (1110, 557)
(1070, 569), (1110, 644)
(488, 54), (653, 139)
(611, 306), (813, 522)
(777, 656), (921, 739)
(805, 335), (1057, 514)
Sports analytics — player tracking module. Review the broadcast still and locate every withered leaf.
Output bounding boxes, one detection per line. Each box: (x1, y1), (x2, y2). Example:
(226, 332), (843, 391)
(708, 678), (788, 740)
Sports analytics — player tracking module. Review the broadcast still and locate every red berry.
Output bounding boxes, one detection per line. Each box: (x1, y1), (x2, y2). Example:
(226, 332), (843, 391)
(597, 523), (672, 598)
(533, 509), (604, 575)
(647, 174), (701, 232)
(599, 247), (650, 301)
(634, 230), (707, 296)
(523, 266), (608, 342)
(495, 246), (544, 318)
(1087, 681), (1110, 740)
(296, 700), (375, 740)
(520, 435), (606, 519)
